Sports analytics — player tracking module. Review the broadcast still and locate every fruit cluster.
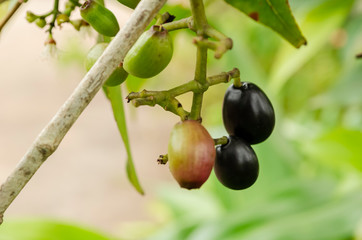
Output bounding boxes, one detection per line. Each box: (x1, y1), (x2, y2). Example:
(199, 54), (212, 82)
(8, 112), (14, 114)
(167, 82), (275, 190)
(26, 0), (275, 193)
(215, 82), (275, 190)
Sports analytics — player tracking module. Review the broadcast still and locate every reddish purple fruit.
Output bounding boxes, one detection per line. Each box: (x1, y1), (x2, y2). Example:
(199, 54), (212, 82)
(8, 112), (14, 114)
(168, 120), (216, 189)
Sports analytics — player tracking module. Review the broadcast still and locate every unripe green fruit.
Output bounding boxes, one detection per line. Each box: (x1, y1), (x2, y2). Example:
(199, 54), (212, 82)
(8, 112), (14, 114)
(26, 11), (37, 23)
(123, 25), (173, 78)
(80, 0), (120, 37)
(56, 14), (69, 26)
(84, 43), (108, 71)
(85, 43), (128, 87)
(168, 120), (215, 190)
(105, 67), (128, 87)
(35, 18), (46, 28)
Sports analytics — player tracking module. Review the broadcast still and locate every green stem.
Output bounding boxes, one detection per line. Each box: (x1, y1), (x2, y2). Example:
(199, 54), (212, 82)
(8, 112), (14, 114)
(188, 0), (209, 121)
(162, 17), (194, 32)
(38, 11), (53, 18)
(194, 33), (232, 59)
(190, 93), (204, 121)
(128, 69), (239, 100)
(214, 136), (228, 145)
(189, 40), (208, 121)
(127, 69), (240, 120)
(233, 76), (242, 87)
(47, 0), (59, 35)
(189, 0), (208, 33)
(205, 27), (227, 41)
(194, 44), (208, 85)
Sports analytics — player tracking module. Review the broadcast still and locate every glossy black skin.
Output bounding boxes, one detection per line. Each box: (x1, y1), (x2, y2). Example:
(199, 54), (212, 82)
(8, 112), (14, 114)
(223, 82), (275, 144)
(214, 136), (259, 190)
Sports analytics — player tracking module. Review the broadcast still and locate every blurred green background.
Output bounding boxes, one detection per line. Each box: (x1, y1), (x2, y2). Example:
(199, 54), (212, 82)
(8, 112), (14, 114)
(0, 0), (361, 239)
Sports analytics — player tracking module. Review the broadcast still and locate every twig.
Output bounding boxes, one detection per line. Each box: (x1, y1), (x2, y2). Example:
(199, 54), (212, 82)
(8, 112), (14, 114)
(0, 0), (167, 225)
(0, 0), (25, 32)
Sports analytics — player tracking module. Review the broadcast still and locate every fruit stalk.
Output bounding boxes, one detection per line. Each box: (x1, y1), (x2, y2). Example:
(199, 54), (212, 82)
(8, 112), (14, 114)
(49, 0), (60, 34)
(189, 0), (208, 31)
(127, 69), (240, 119)
(162, 17), (194, 32)
(188, 0), (209, 121)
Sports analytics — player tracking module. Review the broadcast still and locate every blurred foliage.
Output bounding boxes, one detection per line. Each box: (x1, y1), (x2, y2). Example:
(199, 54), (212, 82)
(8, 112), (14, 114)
(0, 218), (116, 240)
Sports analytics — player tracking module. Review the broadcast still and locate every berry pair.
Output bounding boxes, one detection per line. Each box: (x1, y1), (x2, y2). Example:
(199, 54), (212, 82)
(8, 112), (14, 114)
(215, 82), (275, 190)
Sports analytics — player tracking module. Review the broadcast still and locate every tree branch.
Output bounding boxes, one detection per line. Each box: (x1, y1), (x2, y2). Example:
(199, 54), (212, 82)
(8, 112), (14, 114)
(0, 0), (25, 32)
(0, 0), (167, 225)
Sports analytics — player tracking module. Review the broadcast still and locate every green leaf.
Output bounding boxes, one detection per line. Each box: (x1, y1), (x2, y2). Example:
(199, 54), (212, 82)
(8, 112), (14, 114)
(0, 218), (115, 240)
(224, 0), (306, 48)
(268, 0), (354, 93)
(303, 128), (362, 172)
(0, 1), (10, 19)
(103, 85), (144, 195)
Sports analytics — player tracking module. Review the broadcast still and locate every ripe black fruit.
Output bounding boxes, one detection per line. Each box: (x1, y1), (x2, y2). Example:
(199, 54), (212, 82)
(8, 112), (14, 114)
(222, 82), (275, 144)
(214, 136), (259, 190)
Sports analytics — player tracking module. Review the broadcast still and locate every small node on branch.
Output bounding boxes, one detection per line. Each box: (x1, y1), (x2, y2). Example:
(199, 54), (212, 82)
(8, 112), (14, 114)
(229, 68), (240, 78)
(157, 154), (168, 164)
(214, 136), (228, 146)
(155, 12), (175, 25)
(193, 37), (232, 59)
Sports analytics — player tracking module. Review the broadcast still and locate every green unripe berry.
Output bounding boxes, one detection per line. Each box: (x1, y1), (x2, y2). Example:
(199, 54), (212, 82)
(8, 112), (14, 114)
(57, 14), (70, 26)
(85, 43), (128, 87)
(35, 18), (46, 28)
(115, 0), (140, 9)
(104, 67), (128, 87)
(80, 0), (120, 37)
(26, 11), (38, 23)
(123, 25), (173, 78)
